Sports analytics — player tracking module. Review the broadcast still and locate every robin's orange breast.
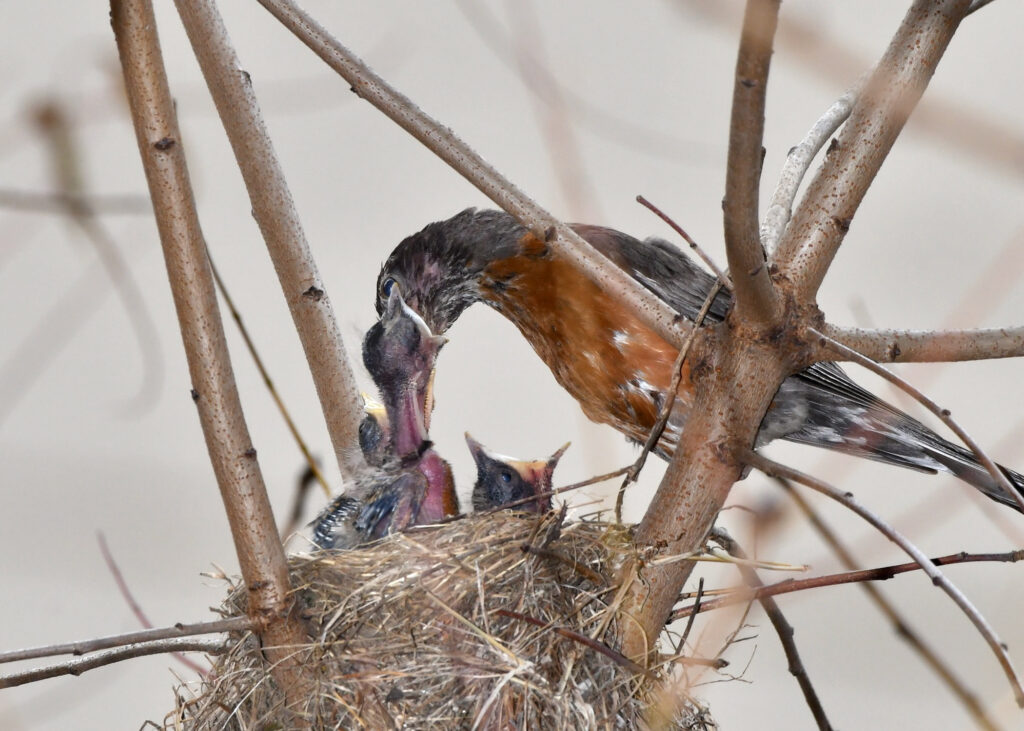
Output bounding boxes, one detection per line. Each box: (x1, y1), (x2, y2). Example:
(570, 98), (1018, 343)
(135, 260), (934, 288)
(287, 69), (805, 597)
(482, 234), (689, 449)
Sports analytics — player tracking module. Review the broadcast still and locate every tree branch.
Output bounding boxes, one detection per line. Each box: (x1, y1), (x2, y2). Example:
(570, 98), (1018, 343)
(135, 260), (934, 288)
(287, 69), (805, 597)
(723, 0), (782, 325)
(0, 638), (227, 689)
(174, 0), (365, 485)
(255, 0), (691, 349)
(111, 0), (313, 715)
(821, 323), (1024, 363)
(774, 0), (972, 300)
(745, 450), (1024, 707)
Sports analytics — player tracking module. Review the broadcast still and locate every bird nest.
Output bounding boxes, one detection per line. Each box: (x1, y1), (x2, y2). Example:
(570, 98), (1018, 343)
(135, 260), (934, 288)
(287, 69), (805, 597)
(169, 511), (715, 729)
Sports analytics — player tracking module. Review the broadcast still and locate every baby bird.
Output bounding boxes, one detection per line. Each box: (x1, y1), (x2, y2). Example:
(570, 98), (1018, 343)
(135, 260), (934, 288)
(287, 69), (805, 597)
(467, 433), (569, 513)
(312, 287), (457, 549)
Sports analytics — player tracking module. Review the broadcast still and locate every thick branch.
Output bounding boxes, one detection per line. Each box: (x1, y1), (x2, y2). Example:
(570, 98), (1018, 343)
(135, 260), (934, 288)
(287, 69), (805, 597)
(822, 323), (1024, 363)
(774, 0), (972, 300)
(174, 0), (365, 484)
(746, 451), (1024, 706)
(255, 0), (690, 349)
(0, 638), (226, 689)
(111, 0), (312, 715)
(723, 0), (782, 324)
(621, 331), (791, 661)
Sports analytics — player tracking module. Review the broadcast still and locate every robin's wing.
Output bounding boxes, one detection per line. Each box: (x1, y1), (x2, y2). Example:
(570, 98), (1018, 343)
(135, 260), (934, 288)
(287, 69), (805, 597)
(356, 471), (427, 538)
(571, 224), (733, 324)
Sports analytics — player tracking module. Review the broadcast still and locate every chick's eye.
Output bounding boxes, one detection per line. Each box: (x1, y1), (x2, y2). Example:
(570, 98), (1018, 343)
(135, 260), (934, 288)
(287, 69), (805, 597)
(381, 277), (397, 298)
(500, 470), (513, 483)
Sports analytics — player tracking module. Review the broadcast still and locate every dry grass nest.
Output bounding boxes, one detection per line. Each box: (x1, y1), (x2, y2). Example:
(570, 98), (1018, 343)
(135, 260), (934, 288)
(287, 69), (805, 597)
(170, 510), (716, 729)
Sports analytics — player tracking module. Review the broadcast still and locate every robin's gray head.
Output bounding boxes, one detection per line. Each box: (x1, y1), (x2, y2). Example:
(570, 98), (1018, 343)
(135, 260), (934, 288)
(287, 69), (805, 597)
(376, 209), (525, 334)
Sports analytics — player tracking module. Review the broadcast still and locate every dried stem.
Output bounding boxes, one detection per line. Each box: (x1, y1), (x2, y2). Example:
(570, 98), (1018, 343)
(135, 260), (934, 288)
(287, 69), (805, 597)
(746, 450), (1024, 707)
(723, 0), (782, 325)
(709, 528), (832, 731)
(208, 254), (331, 497)
(0, 638), (227, 689)
(255, 0), (690, 349)
(821, 323), (1024, 363)
(111, 0), (313, 714)
(174, 0), (365, 485)
(775, 0), (972, 300)
(810, 327), (1024, 512)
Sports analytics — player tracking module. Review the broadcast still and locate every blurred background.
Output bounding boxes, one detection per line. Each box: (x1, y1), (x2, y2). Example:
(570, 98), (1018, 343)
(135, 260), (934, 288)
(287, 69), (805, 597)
(1, 1), (1022, 727)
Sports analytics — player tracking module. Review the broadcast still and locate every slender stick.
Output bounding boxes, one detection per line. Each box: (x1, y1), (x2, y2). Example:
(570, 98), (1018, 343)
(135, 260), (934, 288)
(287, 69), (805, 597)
(174, 0), (365, 485)
(208, 254), (331, 497)
(111, 0), (313, 713)
(673, 549), (1024, 619)
(809, 326), (1024, 513)
(255, 0), (690, 350)
(775, 0), (972, 300)
(0, 638), (227, 689)
(709, 528), (832, 731)
(821, 323), (1024, 363)
(0, 617), (252, 665)
(745, 450), (1024, 707)
(760, 84), (859, 256)
(722, 0), (781, 324)
(776, 478), (999, 731)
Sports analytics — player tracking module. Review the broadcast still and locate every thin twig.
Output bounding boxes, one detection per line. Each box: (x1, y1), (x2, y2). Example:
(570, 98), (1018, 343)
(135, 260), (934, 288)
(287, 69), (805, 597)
(722, 0), (781, 324)
(207, 254), (331, 498)
(820, 323), (1024, 363)
(760, 83), (859, 255)
(710, 528), (833, 731)
(256, 0), (691, 350)
(966, 0), (999, 14)
(426, 465), (631, 526)
(175, 0), (366, 485)
(0, 638), (227, 689)
(97, 532), (208, 676)
(745, 449), (1024, 707)
(615, 280), (724, 522)
(0, 617), (252, 665)
(636, 195), (733, 289)
(809, 326), (1024, 513)
(775, 477), (1000, 731)
(675, 577), (704, 656)
(0, 188), (151, 215)
(672, 549), (1024, 619)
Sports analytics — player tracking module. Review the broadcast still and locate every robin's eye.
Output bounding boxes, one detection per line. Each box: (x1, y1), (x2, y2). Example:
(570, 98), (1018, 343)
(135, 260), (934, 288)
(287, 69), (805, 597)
(500, 470), (513, 483)
(381, 277), (397, 298)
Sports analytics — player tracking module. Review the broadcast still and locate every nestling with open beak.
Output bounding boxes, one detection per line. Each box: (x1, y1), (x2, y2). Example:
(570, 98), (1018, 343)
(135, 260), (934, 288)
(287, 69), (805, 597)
(467, 433), (569, 513)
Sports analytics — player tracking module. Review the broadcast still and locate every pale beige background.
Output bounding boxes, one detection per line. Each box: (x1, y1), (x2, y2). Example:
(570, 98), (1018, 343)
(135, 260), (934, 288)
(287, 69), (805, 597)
(1, 1), (1023, 728)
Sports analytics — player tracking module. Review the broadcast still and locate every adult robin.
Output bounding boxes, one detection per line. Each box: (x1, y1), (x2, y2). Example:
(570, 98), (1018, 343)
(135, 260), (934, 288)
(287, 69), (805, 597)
(466, 434), (569, 513)
(375, 208), (1024, 512)
(312, 288), (458, 549)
